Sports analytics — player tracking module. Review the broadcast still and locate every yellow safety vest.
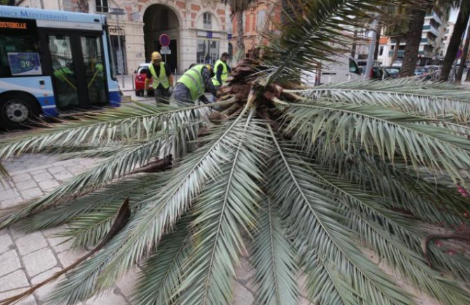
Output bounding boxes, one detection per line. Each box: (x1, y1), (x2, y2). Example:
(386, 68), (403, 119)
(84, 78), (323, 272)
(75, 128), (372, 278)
(177, 65), (205, 100)
(148, 62), (170, 89)
(212, 60), (229, 86)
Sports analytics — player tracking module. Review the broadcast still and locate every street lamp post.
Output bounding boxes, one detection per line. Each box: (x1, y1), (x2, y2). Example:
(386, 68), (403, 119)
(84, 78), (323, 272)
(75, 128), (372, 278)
(108, 8), (126, 89)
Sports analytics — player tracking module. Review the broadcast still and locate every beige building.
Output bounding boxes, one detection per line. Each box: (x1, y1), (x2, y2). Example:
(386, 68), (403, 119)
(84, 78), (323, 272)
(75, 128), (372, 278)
(16, 0), (231, 74)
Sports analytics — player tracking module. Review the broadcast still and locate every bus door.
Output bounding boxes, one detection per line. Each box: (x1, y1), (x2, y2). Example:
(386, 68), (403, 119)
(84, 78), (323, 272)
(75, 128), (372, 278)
(39, 30), (108, 110)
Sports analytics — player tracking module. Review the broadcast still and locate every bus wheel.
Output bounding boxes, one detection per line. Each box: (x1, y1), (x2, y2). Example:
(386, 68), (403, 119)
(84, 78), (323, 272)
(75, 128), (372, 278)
(0, 93), (40, 130)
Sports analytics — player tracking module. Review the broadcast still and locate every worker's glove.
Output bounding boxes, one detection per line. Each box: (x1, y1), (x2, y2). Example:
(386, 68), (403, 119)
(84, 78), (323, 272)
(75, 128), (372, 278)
(169, 86), (174, 94)
(144, 90), (148, 98)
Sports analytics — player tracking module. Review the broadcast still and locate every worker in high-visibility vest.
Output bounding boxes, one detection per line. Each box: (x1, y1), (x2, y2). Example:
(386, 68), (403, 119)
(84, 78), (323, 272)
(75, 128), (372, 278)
(172, 64), (217, 105)
(212, 52), (231, 89)
(144, 51), (174, 104)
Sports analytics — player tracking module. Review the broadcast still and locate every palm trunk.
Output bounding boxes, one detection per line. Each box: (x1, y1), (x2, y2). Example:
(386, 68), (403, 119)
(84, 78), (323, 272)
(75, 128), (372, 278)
(455, 20), (470, 83)
(399, 9), (426, 77)
(440, 7), (470, 81)
(236, 11), (245, 54)
(351, 30), (358, 58)
(391, 37), (401, 66)
(374, 25), (382, 60)
(77, 0), (89, 13)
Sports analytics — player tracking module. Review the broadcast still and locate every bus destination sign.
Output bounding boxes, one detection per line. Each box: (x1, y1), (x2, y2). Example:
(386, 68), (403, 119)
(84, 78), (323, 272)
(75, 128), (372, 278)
(0, 21), (27, 29)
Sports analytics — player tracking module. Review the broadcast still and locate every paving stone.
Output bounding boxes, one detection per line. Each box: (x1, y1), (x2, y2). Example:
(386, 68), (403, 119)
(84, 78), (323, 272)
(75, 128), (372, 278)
(38, 180), (60, 191)
(0, 180), (14, 191)
(0, 189), (21, 201)
(49, 236), (74, 254)
(0, 197), (24, 209)
(116, 267), (140, 300)
(21, 188), (43, 200)
(0, 288), (36, 305)
(51, 171), (74, 181)
(85, 290), (128, 305)
(23, 248), (57, 277)
(16, 180), (38, 192)
(0, 270), (29, 291)
(32, 172), (53, 183)
(232, 282), (254, 305)
(16, 232), (48, 255)
(29, 169), (47, 176)
(31, 267), (63, 301)
(236, 258), (255, 282)
(57, 248), (88, 267)
(47, 166), (66, 175)
(10, 226), (28, 240)
(0, 233), (13, 254)
(0, 250), (21, 277)
(12, 174), (32, 183)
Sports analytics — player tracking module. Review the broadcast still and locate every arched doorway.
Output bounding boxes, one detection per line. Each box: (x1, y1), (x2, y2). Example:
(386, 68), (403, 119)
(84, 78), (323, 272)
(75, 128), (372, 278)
(143, 4), (179, 73)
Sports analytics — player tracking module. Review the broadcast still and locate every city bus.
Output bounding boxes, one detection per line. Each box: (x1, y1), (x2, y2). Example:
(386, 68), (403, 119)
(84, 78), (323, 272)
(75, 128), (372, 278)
(0, 6), (120, 129)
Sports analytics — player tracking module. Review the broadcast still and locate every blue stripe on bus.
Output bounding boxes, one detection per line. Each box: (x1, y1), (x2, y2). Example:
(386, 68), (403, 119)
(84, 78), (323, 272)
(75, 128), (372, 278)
(109, 91), (121, 107)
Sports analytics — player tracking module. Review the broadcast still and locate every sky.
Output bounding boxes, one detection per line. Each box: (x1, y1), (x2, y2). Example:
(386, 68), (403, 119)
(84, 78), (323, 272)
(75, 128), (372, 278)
(450, 8), (458, 23)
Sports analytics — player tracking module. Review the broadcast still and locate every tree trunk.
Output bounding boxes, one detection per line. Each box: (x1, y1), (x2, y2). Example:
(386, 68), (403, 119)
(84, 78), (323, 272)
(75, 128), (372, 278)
(351, 30), (358, 58)
(466, 67), (470, 81)
(77, 0), (89, 13)
(236, 11), (245, 54)
(440, 7), (470, 81)
(374, 25), (382, 60)
(399, 9), (426, 77)
(39, 0), (44, 9)
(455, 19), (470, 83)
(391, 37), (401, 66)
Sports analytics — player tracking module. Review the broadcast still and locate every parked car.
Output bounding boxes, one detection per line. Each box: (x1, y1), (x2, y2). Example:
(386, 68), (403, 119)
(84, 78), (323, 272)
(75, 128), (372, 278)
(382, 66), (401, 79)
(134, 63), (153, 97)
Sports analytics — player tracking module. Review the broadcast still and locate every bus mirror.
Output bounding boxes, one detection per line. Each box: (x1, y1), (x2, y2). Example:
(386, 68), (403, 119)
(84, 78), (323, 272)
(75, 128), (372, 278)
(349, 59), (361, 75)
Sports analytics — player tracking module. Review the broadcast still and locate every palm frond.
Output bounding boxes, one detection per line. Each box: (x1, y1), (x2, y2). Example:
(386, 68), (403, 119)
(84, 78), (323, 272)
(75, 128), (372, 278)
(291, 80), (470, 123)
(309, 138), (467, 226)
(261, 0), (383, 85)
(178, 112), (267, 305)
(266, 125), (415, 305)
(302, 164), (470, 304)
(48, 107), (255, 303)
(0, 130), (176, 229)
(298, 248), (362, 305)
(19, 174), (159, 232)
(251, 198), (298, 305)
(0, 101), (227, 162)
(283, 101), (470, 184)
(133, 216), (192, 305)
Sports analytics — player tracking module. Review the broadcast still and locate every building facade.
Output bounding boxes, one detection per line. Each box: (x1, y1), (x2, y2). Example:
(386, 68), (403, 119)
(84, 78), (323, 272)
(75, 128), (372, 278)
(16, 0), (231, 74)
(378, 11), (448, 67)
(229, 0), (279, 54)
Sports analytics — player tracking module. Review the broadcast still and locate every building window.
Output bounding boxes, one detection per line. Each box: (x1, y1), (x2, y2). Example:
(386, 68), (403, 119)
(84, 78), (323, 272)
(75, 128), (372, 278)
(379, 46), (384, 56)
(257, 10), (266, 31)
(203, 13), (212, 29)
(197, 40), (219, 64)
(96, 0), (109, 13)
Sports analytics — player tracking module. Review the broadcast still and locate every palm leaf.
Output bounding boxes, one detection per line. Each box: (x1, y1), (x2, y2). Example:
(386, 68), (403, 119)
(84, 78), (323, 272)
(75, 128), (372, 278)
(251, 198), (298, 305)
(178, 112), (267, 305)
(266, 124), (416, 305)
(133, 216), (193, 305)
